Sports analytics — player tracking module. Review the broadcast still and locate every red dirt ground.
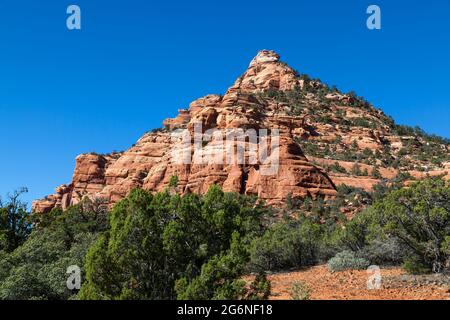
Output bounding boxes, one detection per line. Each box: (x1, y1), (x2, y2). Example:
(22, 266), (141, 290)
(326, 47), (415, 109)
(259, 265), (450, 300)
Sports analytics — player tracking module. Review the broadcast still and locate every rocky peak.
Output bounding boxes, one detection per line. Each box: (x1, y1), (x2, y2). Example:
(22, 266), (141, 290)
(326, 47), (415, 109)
(248, 50), (280, 67)
(227, 50), (302, 94)
(32, 50), (450, 215)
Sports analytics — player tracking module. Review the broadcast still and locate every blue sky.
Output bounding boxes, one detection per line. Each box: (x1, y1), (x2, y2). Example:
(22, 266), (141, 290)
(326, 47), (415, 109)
(1, 0), (449, 206)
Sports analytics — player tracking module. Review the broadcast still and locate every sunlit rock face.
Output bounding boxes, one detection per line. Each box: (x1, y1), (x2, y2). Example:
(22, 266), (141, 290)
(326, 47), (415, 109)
(33, 50), (449, 214)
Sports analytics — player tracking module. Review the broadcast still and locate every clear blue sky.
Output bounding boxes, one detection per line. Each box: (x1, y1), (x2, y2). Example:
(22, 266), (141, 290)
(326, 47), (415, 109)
(1, 0), (449, 206)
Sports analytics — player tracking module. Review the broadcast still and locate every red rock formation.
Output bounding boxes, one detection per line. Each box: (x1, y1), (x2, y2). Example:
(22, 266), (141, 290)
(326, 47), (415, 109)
(33, 50), (337, 213)
(33, 49), (449, 214)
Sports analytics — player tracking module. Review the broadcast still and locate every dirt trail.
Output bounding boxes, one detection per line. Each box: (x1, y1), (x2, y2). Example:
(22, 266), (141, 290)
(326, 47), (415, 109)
(265, 265), (450, 300)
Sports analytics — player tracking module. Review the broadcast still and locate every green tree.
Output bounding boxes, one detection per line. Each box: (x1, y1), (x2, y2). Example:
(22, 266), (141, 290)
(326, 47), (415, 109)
(0, 198), (108, 300)
(370, 178), (449, 273)
(338, 178), (450, 273)
(79, 186), (270, 300)
(0, 188), (32, 252)
(247, 215), (325, 273)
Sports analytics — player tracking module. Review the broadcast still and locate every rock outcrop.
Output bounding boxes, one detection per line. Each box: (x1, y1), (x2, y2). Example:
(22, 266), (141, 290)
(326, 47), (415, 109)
(33, 50), (338, 213)
(33, 50), (449, 214)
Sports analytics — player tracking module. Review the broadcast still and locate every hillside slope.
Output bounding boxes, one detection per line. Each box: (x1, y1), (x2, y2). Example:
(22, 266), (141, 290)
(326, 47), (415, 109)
(33, 50), (450, 213)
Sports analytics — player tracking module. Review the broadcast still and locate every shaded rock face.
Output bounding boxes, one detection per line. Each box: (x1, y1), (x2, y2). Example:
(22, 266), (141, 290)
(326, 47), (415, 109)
(33, 50), (337, 213)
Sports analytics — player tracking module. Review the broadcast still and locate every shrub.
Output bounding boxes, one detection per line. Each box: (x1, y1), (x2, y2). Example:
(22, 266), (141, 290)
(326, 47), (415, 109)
(248, 218), (322, 273)
(371, 166), (382, 179)
(330, 162), (347, 174)
(79, 186), (270, 300)
(327, 250), (370, 272)
(403, 256), (431, 275)
(333, 178), (450, 273)
(352, 118), (375, 129)
(245, 274), (271, 300)
(360, 237), (410, 266)
(285, 193), (303, 210)
(290, 281), (311, 300)
(0, 188), (32, 253)
(0, 199), (108, 300)
(169, 175), (179, 188)
(369, 178), (449, 273)
(351, 163), (362, 176)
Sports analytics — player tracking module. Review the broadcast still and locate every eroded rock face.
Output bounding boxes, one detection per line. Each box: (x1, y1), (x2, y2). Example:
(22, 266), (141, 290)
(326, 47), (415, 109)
(227, 50), (303, 94)
(32, 49), (449, 214)
(33, 50), (338, 213)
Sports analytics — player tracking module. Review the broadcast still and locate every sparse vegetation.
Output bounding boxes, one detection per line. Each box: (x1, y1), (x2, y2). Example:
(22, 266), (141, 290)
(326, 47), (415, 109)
(330, 162), (347, 174)
(327, 250), (370, 272)
(290, 281), (311, 300)
(371, 166), (382, 179)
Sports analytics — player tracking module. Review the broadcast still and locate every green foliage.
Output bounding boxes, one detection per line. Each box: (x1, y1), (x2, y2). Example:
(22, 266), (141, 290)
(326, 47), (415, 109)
(391, 125), (450, 166)
(264, 75), (449, 167)
(351, 117), (377, 129)
(369, 178), (450, 273)
(327, 250), (370, 272)
(351, 163), (362, 176)
(1, 174), (448, 301)
(330, 162), (347, 174)
(245, 274), (271, 300)
(247, 215), (335, 273)
(315, 114), (334, 124)
(393, 125), (450, 145)
(333, 213), (372, 252)
(345, 91), (373, 109)
(362, 148), (374, 158)
(290, 281), (311, 300)
(402, 256), (431, 275)
(296, 137), (379, 166)
(79, 186), (270, 300)
(371, 166), (382, 179)
(0, 199), (108, 300)
(298, 141), (320, 156)
(276, 180), (448, 273)
(0, 188), (32, 253)
(169, 175), (179, 188)
(150, 127), (169, 134)
(335, 177), (450, 273)
(360, 237), (410, 266)
(442, 236), (450, 256)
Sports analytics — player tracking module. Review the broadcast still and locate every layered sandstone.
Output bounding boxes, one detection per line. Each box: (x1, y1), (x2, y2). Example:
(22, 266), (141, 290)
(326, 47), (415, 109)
(33, 50), (449, 214)
(33, 50), (337, 213)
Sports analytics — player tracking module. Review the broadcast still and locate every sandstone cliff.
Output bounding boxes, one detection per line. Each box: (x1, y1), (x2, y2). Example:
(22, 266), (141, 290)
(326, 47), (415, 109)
(33, 50), (449, 213)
